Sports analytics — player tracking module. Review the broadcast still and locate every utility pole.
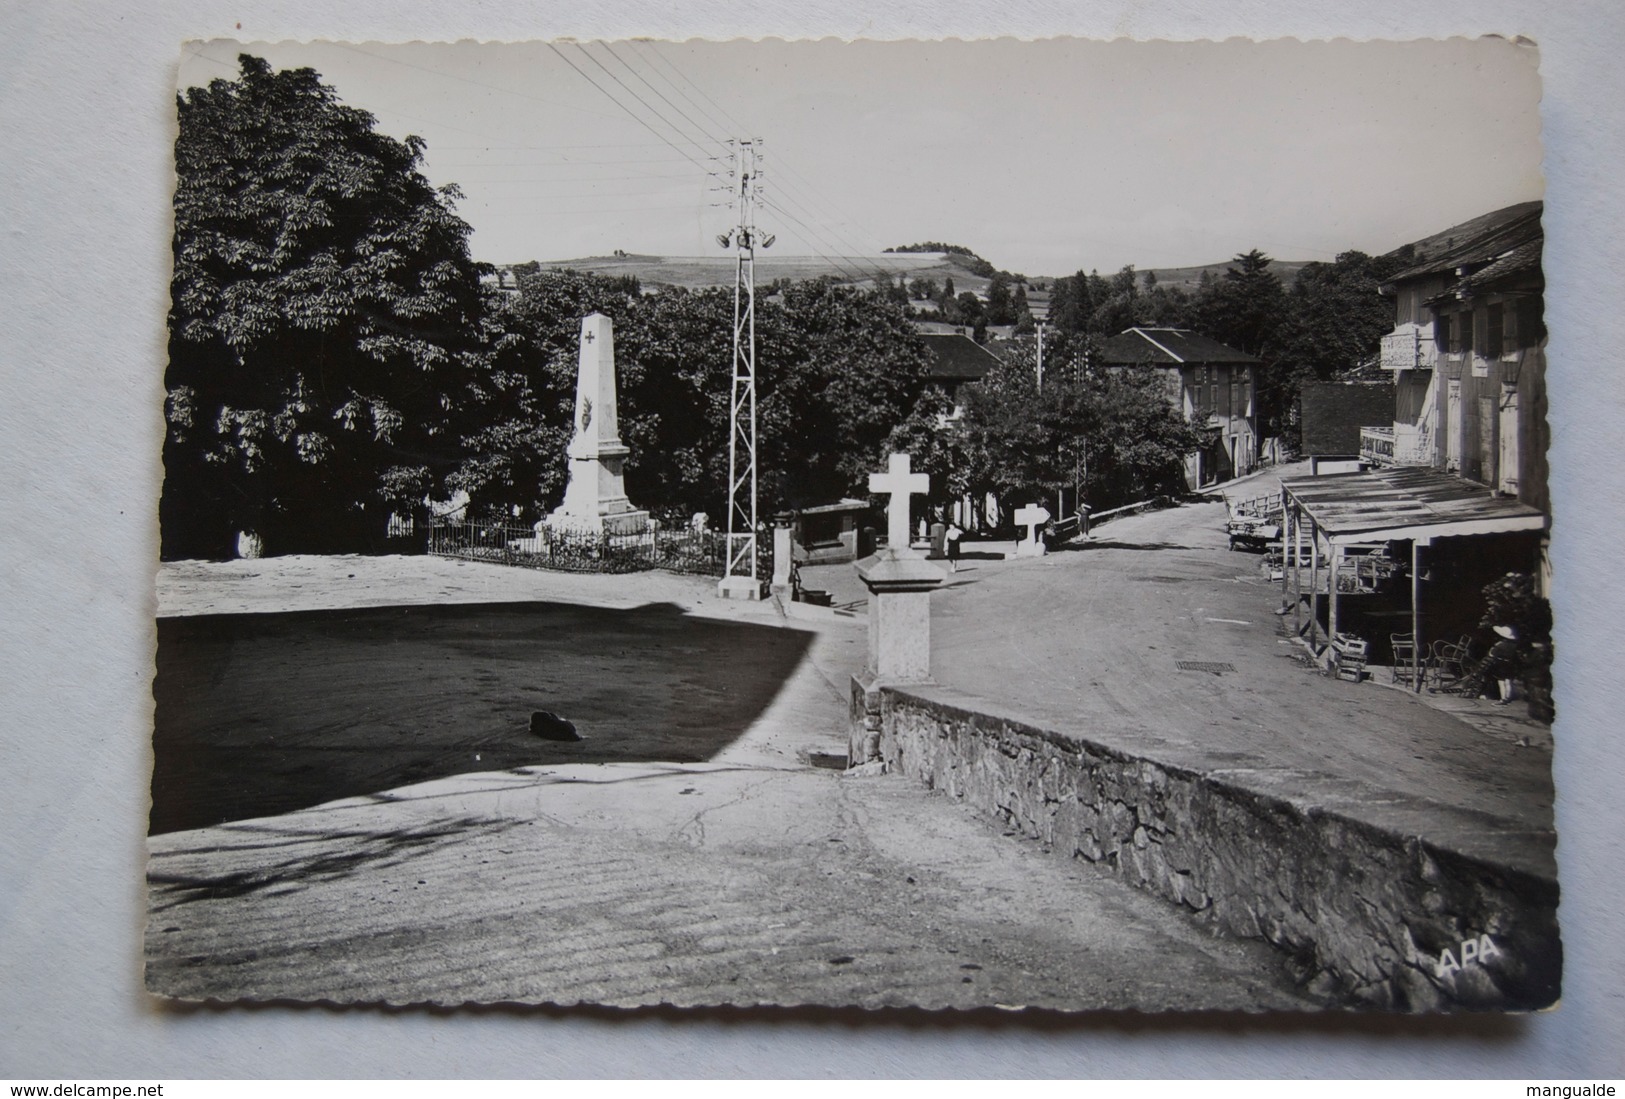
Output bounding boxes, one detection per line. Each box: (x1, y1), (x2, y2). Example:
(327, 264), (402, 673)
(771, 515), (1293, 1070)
(1036, 321), (1045, 389)
(717, 139), (769, 599)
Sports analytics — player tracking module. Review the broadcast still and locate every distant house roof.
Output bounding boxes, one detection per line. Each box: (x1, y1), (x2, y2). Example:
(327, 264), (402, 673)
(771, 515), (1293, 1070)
(1095, 327), (1258, 366)
(1386, 201), (1544, 286)
(919, 332), (1000, 382)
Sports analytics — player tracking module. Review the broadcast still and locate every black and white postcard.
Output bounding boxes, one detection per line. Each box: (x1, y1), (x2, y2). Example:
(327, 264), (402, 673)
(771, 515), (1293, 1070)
(147, 36), (1558, 1012)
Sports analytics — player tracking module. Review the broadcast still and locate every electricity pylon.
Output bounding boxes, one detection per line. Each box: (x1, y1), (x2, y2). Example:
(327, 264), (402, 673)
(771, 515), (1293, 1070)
(717, 139), (773, 599)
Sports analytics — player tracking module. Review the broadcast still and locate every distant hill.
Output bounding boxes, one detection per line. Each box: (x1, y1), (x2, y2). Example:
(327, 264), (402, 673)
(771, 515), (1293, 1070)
(523, 250), (1315, 297)
(522, 251), (999, 295)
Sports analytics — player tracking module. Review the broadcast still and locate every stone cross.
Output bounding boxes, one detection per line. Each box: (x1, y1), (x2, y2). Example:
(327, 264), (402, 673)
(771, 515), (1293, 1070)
(869, 452), (930, 553)
(1015, 502), (1051, 557)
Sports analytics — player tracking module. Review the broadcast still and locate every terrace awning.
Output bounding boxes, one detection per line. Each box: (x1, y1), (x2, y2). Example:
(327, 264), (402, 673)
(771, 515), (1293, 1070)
(1281, 467), (1546, 545)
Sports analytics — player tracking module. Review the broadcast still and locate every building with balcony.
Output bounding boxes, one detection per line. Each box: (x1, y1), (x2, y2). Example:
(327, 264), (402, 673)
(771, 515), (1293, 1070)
(1288, 202), (1551, 683)
(1361, 201), (1547, 514)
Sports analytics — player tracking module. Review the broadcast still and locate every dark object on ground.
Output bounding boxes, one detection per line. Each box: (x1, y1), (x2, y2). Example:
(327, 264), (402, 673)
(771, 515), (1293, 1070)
(530, 710), (582, 741)
(151, 601), (813, 834)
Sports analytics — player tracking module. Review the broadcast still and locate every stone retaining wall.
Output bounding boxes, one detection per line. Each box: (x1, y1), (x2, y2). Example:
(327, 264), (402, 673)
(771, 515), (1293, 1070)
(862, 681), (1560, 1011)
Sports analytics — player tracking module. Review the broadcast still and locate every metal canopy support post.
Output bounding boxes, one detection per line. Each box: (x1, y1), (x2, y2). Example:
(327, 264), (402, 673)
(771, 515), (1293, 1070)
(1307, 516), (1320, 649)
(1287, 499), (1302, 632)
(1412, 537), (1429, 692)
(1328, 543), (1344, 654)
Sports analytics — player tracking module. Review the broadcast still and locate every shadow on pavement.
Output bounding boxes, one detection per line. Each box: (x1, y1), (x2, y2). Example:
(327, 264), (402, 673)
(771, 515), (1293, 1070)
(152, 600), (814, 835)
(1057, 539), (1198, 552)
(148, 815), (521, 909)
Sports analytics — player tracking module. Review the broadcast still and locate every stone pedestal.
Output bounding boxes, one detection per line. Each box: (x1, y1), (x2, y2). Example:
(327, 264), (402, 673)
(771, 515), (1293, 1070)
(770, 514), (795, 596)
(848, 547), (945, 764)
(544, 313), (649, 537)
(717, 574), (765, 601)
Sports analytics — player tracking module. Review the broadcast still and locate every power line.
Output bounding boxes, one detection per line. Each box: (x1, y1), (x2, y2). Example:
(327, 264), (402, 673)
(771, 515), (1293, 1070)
(754, 177), (909, 283)
(757, 199), (877, 284)
(629, 43), (914, 278)
(632, 42), (751, 145)
(546, 42), (721, 176)
(762, 187), (888, 274)
(599, 41), (731, 148)
(330, 42), (625, 124)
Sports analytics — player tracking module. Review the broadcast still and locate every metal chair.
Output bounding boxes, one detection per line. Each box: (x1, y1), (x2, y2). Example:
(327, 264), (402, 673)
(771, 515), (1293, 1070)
(1428, 636), (1474, 693)
(1390, 632), (1422, 687)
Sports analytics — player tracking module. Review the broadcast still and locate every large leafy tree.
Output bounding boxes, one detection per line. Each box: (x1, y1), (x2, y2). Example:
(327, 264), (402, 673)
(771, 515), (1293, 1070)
(1273, 249), (1411, 382)
(1193, 249), (1287, 356)
(163, 55), (490, 557)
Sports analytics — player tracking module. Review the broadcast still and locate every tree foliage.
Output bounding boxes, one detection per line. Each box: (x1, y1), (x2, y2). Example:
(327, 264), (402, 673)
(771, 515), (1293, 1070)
(163, 55), (489, 557)
(467, 273), (935, 523)
(959, 347), (1204, 514)
(1273, 249), (1411, 383)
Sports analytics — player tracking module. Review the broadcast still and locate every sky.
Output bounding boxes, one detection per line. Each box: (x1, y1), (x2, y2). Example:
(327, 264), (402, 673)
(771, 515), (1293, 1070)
(176, 37), (1545, 277)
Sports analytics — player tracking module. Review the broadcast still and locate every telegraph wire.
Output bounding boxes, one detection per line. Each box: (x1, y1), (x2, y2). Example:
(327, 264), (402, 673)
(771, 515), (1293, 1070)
(599, 41), (732, 148)
(554, 43), (724, 170)
(551, 44), (876, 285)
(627, 42), (914, 277)
(544, 42), (722, 177)
(631, 41), (751, 146)
(628, 42), (916, 279)
(763, 184), (906, 279)
(329, 42), (625, 124)
(757, 199), (878, 284)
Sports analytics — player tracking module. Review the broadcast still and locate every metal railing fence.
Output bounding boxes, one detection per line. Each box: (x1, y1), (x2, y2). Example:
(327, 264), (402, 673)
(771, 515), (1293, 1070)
(425, 517), (769, 579)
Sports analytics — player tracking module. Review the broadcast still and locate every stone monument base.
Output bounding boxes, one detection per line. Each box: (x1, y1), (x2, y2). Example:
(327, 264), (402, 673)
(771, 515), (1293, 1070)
(716, 574), (765, 601)
(542, 504), (650, 538)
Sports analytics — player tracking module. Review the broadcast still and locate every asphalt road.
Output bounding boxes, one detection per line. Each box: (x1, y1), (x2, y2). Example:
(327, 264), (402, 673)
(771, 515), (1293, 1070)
(928, 481), (1555, 832)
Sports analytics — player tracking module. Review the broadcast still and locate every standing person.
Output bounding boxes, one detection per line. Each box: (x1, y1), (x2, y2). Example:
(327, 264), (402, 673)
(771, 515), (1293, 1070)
(945, 521), (964, 573)
(1484, 625), (1520, 705)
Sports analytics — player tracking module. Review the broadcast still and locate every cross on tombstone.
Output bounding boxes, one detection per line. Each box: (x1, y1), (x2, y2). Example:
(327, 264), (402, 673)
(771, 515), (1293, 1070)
(1016, 503), (1051, 549)
(869, 452), (930, 553)
(583, 330), (595, 343)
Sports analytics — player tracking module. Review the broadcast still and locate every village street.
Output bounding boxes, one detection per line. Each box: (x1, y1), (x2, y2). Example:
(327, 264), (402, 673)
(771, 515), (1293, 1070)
(147, 461), (1556, 1010)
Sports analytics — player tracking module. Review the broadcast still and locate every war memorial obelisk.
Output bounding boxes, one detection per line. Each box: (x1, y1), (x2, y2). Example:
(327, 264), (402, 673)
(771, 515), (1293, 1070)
(543, 313), (649, 536)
